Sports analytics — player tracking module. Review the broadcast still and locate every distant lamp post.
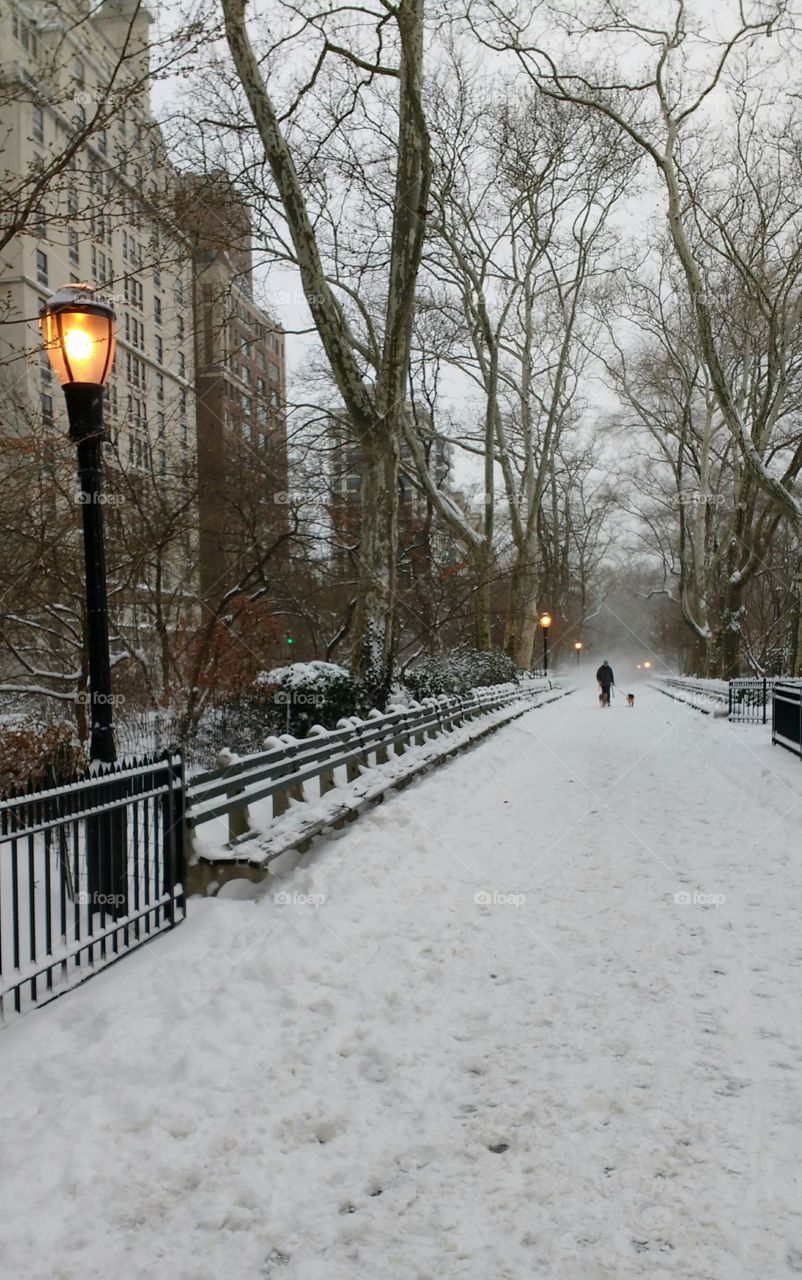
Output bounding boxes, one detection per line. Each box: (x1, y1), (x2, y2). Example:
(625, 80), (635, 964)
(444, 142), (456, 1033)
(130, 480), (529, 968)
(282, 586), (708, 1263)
(574, 640), (583, 667)
(539, 612), (553, 674)
(41, 285), (117, 763)
(644, 660), (652, 670)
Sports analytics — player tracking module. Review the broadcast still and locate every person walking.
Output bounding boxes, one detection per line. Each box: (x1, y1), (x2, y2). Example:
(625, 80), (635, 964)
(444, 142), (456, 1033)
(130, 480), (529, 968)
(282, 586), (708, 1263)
(596, 660), (615, 707)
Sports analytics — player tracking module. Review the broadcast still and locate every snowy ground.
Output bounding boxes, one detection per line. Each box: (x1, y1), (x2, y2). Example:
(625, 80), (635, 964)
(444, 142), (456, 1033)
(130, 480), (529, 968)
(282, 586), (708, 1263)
(1, 682), (801, 1279)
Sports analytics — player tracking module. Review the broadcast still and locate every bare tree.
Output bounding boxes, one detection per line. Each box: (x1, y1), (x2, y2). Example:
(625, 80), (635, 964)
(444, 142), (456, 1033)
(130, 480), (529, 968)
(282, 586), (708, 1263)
(214, 0), (431, 701)
(475, 0), (802, 669)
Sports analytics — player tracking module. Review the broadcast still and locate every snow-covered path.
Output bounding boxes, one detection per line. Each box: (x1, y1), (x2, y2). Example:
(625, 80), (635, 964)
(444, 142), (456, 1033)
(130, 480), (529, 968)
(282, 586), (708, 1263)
(2, 684), (802, 1280)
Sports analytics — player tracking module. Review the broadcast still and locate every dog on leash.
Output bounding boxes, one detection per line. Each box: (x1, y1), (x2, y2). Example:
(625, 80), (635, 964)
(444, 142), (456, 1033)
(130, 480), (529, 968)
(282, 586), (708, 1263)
(626, 693), (635, 707)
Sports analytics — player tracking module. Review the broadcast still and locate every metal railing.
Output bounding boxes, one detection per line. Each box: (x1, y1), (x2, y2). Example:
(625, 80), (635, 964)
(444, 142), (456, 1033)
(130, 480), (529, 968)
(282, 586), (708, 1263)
(650, 675), (729, 713)
(772, 681), (802, 759)
(653, 674), (783, 723)
(728, 677), (779, 724)
(0, 753), (185, 1023)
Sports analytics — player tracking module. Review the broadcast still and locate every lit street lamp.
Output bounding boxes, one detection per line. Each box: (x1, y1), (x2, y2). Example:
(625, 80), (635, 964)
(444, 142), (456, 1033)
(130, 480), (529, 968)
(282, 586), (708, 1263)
(41, 285), (117, 763)
(574, 640), (583, 667)
(539, 612), (552, 674)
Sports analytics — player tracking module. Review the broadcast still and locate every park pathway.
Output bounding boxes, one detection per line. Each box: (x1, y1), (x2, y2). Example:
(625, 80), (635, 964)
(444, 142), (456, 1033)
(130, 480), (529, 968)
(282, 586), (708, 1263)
(1, 682), (801, 1279)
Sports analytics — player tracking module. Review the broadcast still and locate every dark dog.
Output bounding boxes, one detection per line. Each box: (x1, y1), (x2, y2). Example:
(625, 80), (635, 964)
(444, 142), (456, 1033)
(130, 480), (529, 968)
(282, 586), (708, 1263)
(626, 693), (635, 707)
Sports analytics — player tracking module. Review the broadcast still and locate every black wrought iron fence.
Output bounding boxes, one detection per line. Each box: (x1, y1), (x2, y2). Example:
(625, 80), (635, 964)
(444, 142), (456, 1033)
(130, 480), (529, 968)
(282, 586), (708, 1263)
(772, 682), (802, 759)
(0, 753), (185, 1023)
(728, 677), (778, 724)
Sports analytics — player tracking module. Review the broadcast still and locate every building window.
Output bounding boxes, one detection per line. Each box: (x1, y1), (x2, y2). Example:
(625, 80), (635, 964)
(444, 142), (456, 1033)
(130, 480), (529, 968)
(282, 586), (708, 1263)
(180, 390), (187, 418)
(98, 129), (107, 156)
(124, 277), (143, 310)
(155, 335), (163, 364)
(242, 394), (252, 417)
(74, 58), (85, 85)
(154, 296), (162, 325)
(176, 315), (184, 341)
(158, 448), (166, 475)
(67, 189), (78, 217)
(256, 350), (266, 370)
(32, 106), (44, 144)
(157, 411), (165, 437)
(36, 249), (48, 286)
(269, 389), (280, 408)
(41, 393), (53, 423)
(33, 206), (46, 238)
(175, 276), (184, 307)
(268, 362), (280, 381)
(126, 353), (146, 389)
(257, 377), (266, 398)
(258, 432), (267, 449)
(69, 228), (80, 266)
(13, 14), (39, 57)
(177, 351), (185, 378)
(156, 373), (164, 402)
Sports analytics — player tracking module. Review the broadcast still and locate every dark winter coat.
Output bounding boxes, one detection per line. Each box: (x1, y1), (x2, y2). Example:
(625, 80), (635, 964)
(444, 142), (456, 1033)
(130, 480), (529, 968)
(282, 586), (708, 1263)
(596, 663), (614, 690)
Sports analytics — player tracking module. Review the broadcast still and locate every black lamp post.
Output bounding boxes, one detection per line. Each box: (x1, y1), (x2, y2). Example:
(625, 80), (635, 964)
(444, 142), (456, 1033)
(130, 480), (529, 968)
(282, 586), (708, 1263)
(41, 285), (117, 763)
(539, 612), (552, 674)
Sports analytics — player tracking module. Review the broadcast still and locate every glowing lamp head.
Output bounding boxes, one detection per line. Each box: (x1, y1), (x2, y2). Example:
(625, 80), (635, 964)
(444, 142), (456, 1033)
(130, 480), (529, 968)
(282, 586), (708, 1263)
(644, 661), (652, 669)
(40, 285), (116, 387)
(539, 612), (552, 630)
(574, 641), (583, 651)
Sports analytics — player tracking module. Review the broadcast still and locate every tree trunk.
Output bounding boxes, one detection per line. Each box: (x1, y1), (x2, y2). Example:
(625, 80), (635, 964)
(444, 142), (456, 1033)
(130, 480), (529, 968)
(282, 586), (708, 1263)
(507, 551), (539, 670)
(712, 577), (745, 679)
(472, 543), (493, 651)
(351, 429), (400, 703)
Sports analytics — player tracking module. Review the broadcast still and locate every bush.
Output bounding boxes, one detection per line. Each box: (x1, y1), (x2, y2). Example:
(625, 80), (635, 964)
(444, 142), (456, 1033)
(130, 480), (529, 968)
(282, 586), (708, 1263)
(403, 648), (520, 700)
(254, 661), (364, 739)
(0, 721), (86, 795)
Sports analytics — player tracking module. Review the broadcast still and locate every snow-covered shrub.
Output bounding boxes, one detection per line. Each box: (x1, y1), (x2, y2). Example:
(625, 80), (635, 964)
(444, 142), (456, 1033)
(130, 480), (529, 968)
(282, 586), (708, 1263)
(255, 661), (363, 738)
(403, 648), (519, 700)
(0, 722), (86, 795)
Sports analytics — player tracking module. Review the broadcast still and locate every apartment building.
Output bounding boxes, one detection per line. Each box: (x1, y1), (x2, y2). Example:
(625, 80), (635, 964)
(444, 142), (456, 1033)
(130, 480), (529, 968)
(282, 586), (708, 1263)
(178, 172), (288, 600)
(0, 1), (194, 476)
(329, 412), (451, 578)
(0, 1), (288, 672)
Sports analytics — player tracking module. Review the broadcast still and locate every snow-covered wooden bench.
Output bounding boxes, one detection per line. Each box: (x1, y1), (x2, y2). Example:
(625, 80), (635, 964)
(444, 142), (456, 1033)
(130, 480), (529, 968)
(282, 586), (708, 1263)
(184, 680), (568, 894)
